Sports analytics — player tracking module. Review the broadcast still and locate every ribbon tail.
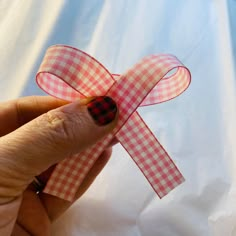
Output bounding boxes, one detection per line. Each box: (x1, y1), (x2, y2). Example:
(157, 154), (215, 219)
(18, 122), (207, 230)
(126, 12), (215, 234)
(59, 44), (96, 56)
(116, 111), (184, 198)
(43, 133), (113, 201)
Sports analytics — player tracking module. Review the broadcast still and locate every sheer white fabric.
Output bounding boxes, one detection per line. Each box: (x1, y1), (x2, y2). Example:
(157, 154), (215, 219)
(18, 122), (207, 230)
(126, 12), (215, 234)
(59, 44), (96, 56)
(0, 0), (236, 235)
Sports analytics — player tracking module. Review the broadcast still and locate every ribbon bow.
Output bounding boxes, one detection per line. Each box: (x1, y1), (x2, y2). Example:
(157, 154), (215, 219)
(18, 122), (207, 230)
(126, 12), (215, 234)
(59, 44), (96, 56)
(36, 45), (191, 201)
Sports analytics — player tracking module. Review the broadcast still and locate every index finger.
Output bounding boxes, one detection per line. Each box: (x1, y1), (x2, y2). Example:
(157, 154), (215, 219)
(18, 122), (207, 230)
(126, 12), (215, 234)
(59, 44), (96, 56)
(0, 96), (69, 136)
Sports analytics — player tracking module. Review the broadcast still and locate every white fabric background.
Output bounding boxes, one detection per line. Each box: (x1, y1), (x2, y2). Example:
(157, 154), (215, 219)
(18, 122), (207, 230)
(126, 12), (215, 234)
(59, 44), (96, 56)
(1, 0), (236, 235)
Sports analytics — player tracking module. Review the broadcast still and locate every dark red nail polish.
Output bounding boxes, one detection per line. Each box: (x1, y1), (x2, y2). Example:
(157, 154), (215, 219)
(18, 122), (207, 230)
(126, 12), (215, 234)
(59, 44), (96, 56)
(87, 96), (117, 126)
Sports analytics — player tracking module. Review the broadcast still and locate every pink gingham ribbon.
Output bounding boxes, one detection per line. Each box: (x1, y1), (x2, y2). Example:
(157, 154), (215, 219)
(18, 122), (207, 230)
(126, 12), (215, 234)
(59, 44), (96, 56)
(36, 45), (191, 201)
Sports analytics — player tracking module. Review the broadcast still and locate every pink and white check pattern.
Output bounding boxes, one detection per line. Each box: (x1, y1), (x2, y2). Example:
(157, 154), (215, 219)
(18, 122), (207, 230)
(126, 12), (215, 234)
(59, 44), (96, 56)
(36, 45), (191, 201)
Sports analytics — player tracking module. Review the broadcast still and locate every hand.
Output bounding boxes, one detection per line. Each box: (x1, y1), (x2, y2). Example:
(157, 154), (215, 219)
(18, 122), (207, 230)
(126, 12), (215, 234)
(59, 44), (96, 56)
(0, 96), (118, 236)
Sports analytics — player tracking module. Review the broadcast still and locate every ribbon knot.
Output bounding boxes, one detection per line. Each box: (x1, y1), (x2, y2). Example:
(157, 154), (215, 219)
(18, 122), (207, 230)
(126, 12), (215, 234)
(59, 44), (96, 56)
(36, 45), (191, 201)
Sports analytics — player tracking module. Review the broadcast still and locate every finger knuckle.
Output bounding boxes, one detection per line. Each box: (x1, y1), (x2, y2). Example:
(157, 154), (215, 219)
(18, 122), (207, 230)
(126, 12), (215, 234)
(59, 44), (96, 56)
(40, 110), (75, 142)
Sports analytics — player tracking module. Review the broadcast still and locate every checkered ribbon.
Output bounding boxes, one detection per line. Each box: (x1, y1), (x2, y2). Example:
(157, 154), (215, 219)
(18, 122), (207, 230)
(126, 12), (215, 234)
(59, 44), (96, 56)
(36, 45), (191, 201)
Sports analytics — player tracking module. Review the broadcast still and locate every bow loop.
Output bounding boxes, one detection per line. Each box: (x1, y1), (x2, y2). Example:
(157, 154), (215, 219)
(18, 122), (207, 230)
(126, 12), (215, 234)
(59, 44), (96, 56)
(139, 55), (190, 106)
(37, 45), (115, 100)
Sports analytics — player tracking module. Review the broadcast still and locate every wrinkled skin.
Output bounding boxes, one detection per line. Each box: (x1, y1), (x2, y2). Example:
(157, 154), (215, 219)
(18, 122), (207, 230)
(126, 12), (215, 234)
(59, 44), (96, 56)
(0, 96), (116, 236)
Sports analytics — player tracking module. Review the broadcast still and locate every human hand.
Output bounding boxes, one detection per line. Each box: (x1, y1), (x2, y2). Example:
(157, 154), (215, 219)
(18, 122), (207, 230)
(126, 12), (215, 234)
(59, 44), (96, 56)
(0, 96), (118, 236)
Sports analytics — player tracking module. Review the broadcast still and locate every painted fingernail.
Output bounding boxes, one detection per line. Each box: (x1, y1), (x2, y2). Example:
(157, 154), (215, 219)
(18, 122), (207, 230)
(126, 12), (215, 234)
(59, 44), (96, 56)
(87, 96), (117, 126)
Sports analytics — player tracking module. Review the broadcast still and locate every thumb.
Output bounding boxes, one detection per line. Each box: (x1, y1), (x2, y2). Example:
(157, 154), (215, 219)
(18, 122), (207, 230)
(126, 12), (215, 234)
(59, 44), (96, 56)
(0, 96), (118, 190)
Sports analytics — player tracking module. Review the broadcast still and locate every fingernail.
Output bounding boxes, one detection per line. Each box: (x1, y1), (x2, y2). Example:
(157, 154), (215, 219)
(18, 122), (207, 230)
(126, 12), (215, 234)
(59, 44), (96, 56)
(87, 96), (117, 126)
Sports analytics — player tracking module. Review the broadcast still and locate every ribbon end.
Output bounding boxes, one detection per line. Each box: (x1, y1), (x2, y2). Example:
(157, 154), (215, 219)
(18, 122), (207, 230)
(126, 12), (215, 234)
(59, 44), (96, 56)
(157, 175), (185, 199)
